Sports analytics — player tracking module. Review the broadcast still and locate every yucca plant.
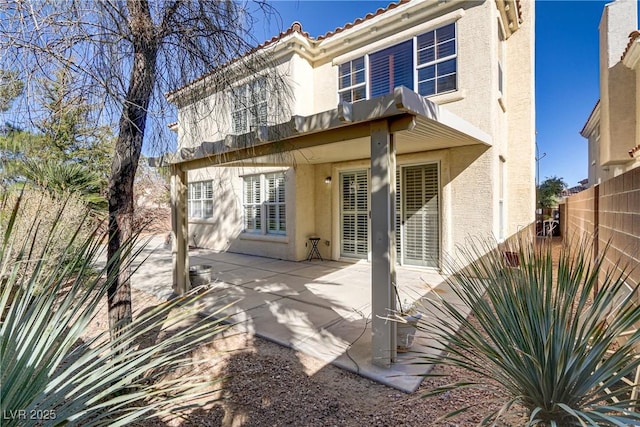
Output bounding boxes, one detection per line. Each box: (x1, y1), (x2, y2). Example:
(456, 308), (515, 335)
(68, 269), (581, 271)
(1, 191), (231, 426)
(418, 236), (640, 426)
(11, 159), (107, 211)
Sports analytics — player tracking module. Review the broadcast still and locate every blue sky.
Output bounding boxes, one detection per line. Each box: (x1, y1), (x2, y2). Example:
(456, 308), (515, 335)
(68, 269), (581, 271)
(260, 0), (635, 188)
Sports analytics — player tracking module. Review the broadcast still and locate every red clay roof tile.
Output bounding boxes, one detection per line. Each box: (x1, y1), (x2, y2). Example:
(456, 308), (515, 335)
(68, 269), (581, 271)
(168, 0), (524, 99)
(315, 0), (409, 41)
(166, 21), (310, 98)
(622, 30), (640, 61)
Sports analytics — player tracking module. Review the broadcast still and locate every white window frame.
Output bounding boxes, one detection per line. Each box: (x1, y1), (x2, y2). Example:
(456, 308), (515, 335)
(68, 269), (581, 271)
(242, 172), (286, 235)
(338, 57), (367, 104)
(232, 78), (267, 135)
(188, 181), (214, 220)
(497, 22), (507, 111)
(499, 156), (506, 241)
(337, 22), (458, 101)
(415, 22), (458, 97)
(243, 174), (262, 233)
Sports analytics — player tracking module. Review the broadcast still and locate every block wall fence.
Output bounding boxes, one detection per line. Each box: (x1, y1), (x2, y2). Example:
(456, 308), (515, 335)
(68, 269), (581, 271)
(561, 167), (640, 288)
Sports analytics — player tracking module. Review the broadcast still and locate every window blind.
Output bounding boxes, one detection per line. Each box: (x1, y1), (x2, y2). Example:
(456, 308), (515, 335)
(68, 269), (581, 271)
(369, 40), (414, 97)
(402, 164), (439, 268)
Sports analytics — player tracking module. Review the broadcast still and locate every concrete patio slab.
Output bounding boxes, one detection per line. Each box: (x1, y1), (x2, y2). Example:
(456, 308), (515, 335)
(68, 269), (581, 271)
(198, 283), (283, 315)
(194, 250), (278, 267)
(246, 273), (314, 297)
(289, 264), (342, 279)
(292, 317), (370, 365)
(257, 260), (311, 274)
(126, 237), (453, 393)
(212, 266), (280, 286)
(190, 257), (242, 273)
(304, 279), (372, 317)
(235, 296), (346, 348)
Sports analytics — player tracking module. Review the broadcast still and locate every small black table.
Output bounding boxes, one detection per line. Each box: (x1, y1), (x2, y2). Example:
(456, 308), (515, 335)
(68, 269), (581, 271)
(306, 237), (323, 261)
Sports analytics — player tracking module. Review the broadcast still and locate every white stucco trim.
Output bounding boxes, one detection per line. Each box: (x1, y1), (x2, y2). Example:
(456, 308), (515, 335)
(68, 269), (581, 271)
(428, 88), (466, 105)
(332, 9), (465, 66)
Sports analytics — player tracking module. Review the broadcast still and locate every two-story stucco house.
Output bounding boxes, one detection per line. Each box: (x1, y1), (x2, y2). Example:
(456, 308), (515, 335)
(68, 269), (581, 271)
(581, 0), (640, 186)
(162, 0), (535, 367)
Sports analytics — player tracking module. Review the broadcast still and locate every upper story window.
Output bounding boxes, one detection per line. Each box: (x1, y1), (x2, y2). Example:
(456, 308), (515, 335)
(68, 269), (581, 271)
(416, 23), (457, 96)
(242, 172), (286, 235)
(338, 22), (457, 101)
(232, 78), (267, 135)
(188, 181), (214, 219)
(338, 57), (366, 103)
(497, 22), (506, 98)
(370, 40), (413, 98)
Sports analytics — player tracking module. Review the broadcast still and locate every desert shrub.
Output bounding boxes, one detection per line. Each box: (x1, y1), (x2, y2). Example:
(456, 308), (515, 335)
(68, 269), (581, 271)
(418, 237), (640, 426)
(0, 189), (99, 287)
(0, 192), (230, 426)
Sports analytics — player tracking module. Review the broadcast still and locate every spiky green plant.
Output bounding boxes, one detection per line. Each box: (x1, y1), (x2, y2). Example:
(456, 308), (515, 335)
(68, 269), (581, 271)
(12, 159), (107, 211)
(418, 237), (640, 426)
(0, 192), (231, 426)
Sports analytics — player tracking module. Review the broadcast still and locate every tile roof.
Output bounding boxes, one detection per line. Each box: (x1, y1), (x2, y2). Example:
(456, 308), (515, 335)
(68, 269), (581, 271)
(167, 0), (524, 99)
(622, 30), (640, 61)
(166, 21), (310, 98)
(166, 0), (419, 98)
(315, 0), (410, 41)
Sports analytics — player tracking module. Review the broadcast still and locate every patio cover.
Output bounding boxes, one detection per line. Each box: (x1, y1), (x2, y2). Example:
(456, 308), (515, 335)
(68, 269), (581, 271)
(159, 86), (491, 368)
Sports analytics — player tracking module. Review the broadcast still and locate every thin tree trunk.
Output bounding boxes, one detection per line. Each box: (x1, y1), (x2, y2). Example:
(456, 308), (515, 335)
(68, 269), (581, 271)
(107, 0), (158, 338)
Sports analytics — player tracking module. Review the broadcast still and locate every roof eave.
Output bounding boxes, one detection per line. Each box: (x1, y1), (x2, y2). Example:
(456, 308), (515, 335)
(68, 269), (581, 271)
(580, 100), (601, 138)
(316, 0), (432, 49)
(166, 33), (314, 106)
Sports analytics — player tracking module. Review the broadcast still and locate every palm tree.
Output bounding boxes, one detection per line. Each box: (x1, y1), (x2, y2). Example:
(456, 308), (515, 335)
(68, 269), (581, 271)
(11, 159), (107, 211)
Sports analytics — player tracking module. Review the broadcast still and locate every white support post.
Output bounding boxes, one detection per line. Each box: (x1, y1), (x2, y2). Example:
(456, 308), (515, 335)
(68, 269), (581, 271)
(370, 120), (397, 367)
(171, 165), (190, 295)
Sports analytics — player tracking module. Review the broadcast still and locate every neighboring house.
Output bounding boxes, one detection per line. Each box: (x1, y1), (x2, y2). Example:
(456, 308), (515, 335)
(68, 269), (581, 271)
(162, 0), (535, 367)
(581, 0), (640, 186)
(562, 179), (588, 197)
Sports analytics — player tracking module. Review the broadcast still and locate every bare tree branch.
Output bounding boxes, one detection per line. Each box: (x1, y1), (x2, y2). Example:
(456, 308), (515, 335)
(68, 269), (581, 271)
(0, 0), (290, 338)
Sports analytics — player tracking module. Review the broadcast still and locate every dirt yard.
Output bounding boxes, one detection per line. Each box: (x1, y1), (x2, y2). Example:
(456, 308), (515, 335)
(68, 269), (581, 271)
(116, 285), (525, 427)
(88, 238), (564, 426)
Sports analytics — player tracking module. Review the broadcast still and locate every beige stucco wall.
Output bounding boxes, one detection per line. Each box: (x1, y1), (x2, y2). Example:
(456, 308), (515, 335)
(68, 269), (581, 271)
(187, 166), (297, 260)
(583, 0), (640, 184)
(177, 55), (298, 150)
(503, 0), (536, 236)
(313, 62), (337, 113)
(173, 0), (535, 264)
(313, 163), (333, 260)
(599, 0), (637, 165)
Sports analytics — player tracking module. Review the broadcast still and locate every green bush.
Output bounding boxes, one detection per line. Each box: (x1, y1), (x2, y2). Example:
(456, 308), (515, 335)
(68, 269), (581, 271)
(1, 191), (230, 426)
(418, 237), (640, 426)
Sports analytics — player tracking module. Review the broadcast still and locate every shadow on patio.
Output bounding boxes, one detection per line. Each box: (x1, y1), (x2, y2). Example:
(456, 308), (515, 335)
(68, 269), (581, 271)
(129, 235), (456, 393)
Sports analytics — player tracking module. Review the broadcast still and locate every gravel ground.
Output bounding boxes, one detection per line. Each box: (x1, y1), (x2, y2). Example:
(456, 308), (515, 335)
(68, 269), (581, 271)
(116, 288), (529, 427)
(85, 239), (564, 426)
